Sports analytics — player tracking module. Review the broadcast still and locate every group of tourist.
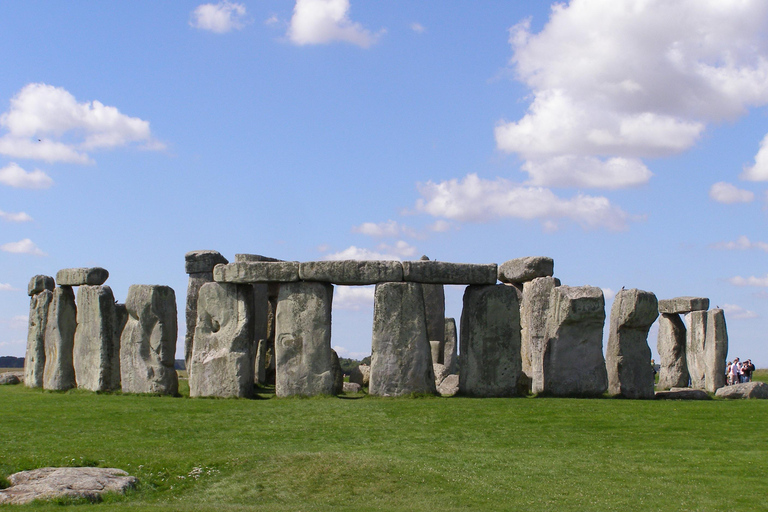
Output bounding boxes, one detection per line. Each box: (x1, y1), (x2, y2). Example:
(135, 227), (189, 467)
(726, 357), (755, 385)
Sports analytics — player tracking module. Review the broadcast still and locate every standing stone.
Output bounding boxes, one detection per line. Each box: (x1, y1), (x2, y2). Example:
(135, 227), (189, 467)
(538, 285), (608, 397)
(419, 257), (445, 360)
(704, 308), (728, 393)
(27, 275), (55, 297)
(459, 284), (522, 397)
(498, 256), (554, 284)
(25, 288), (53, 388)
(189, 282), (254, 398)
(657, 313), (689, 389)
(349, 364), (370, 387)
(443, 318), (458, 375)
(331, 349), (344, 395)
(370, 282), (436, 396)
(685, 311), (708, 389)
(120, 285), (179, 395)
(43, 287), (77, 391)
(522, 277), (559, 394)
(255, 338), (267, 385)
(606, 289), (658, 399)
(184, 250), (228, 372)
(74, 285), (120, 392)
(274, 281), (337, 397)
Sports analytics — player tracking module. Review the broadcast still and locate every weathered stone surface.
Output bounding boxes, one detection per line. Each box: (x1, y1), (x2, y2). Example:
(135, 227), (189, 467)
(715, 381), (768, 399)
(423, 284), (445, 348)
(331, 349), (344, 395)
(120, 285), (178, 395)
(28, 275), (54, 296)
(0, 467), (137, 505)
(74, 285), (120, 392)
(185, 250), (228, 274)
(25, 289), (52, 388)
(437, 374), (459, 396)
(606, 289), (658, 399)
(401, 261), (497, 285)
(459, 285), (522, 397)
(370, 282), (437, 396)
(0, 372), (22, 385)
(189, 282), (254, 398)
(214, 261), (299, 283)
(275, 281), (337, 397)
(348, 364), (370, 387)
(655, 388), (711, 400)
(685, 311), (707, 389)
(443, 318), (458, 375)
(498, 256), (554, 284)
(657, 313), (689, 389)
(185, 272), (213, 371)
(429, 340), (441, 366)
(522, 277), (559, 394)
(704, 309), (728, 393)
(43, 287), (77, 391)
(343, 382), (362, 393)
(299, 260), (403, 285)
(537, 285), (608, 397)
(433, 363), (450, 387)
(235, 253), (283, 263)
(255, 338), (267, 385)
(658, 296), (709, 314)
(56, 267), (109, 287)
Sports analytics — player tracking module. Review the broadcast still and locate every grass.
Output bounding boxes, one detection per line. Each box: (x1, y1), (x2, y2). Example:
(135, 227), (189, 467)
(1, 383), (767, 511)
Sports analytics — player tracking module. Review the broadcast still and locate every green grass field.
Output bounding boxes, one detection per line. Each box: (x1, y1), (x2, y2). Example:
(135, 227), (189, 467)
(2, 381), (767, 511)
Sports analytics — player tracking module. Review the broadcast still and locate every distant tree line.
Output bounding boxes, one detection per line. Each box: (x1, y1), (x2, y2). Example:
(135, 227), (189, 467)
(0, 356), (24, 368)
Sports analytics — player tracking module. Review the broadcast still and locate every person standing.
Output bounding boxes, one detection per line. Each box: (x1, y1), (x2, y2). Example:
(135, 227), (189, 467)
(730, 358), (741, 385)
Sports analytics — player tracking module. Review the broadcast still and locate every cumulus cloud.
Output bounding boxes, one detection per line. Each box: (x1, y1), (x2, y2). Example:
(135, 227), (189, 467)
(429, 220), (453, 232)
(287, 0), (379, 47)
(711, 235), (768, 252)
(741, 133), (768, 181)
(0, 83), (163, 163)
(333, 286), (374, 311)
(721, 303), (759, 320)
(709, 182), (755, 204)
(323, 240), (417, 261)
(0, 283), (17, 291)
(1, 238), (45, 256)
(414, 173), (634, 231)
(0, 162), (53, 189)
(0, 210), (32, 223)
(728, 274), (768, 287)
(352, 220), (419, 239)
(333, 345), (370, 359)
(190, 1), (248, 33)
(498, 0), (768, 189)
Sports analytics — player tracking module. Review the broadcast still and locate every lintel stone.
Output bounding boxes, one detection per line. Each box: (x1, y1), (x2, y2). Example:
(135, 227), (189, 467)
(401, 261), (497, 285)
(498, 256), (554, 284)
(658, 296), (709, 314)
(214, 261), (299, 283)
(299, 260), (403, 285)
(28, 275), (55, 296)
(235, 254), (283, 263)
(185, 250), (228, 274)
(56, 267), (109, 287)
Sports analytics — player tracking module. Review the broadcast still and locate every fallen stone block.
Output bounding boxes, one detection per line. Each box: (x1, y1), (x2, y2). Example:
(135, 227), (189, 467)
(655, 388), (711, 400)
(299, 260), (403, 285)
(401, 261), (497, 285)
(25, 288), (53, 388)
(0, 467), (137, 505)
(214, 261), (300, 283)
(43, 286), (77, 391)
(343, 382), (362, 393)
(0, 373), (22, 385)
(437, 374), (459, 396)
(74, 285), (120, 392)
(658, 296), (709, 314)
(56, 267), (109, 287)
(715, 381), (768, 399)
(498, 256), (554, 284)
(28, 274), (54, 296)
(657, 313), (689, 389)
(185, 250), (228, 274)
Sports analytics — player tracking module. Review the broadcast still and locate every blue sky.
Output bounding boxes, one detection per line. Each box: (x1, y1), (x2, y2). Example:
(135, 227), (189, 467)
(1, 1), (767, 365)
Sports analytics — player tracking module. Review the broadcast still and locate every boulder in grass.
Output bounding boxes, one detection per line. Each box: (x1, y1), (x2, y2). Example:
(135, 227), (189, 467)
(715, 381), (768, 399)
(0, 467), (137, 505)
(654, 388), (711, 400)
(437, 374), (459, 396)
(343, 382), (362, 393)
(0, 372), (22, 385)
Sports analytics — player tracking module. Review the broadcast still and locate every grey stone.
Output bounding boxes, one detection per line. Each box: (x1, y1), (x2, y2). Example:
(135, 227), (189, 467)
(715, 381), (768, 399)
(299, 260), (403, 285)
(401, 260), (498, 285)
(43, 287), (77, 391)
(459, 284), (522, 397)
(433, 363), (449, 386)
(275, 281), (337, 397)
(120, 285), (179, 395)
(27, 274), (54, 296)
(685, 311), (707, 389)
(437, 374), (459, 396)
(185, 272), (213, 372)
(214, 261), (300, 283)
(0, 467), (137, 505)
(522, 277), (559, 394)
(255, 338), (267, 385)
(185, 250), (228, 274)
(704, 309), (728, 393)
(655, 388), (711, 400)
(658, 296), (709, 314)
(114, 303), (128, 348)
(423, 283), (445, 350)
(331, 349), (344, 395)
(349, 364), (370, 387)
(0, 372), (22, 385)
(498, 256), (554, 284)
(370, 282), (437, 396)
(235, 253), (283, 263)
(537, 285), (608, 397)
(74, 285), (120, 392)
(443, 318), (458, 375)
(429, 340), (441, 366)
(343, 382), (362, 393)
(25, 289), (52, 388)
(657, 313), (689, 389)
(56, 267), (109, 287)
(606, 289), (658, 399)
(189, 282), (254, 398)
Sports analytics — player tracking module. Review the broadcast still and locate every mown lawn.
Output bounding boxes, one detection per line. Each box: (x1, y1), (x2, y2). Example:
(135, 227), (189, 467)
(1, 382), (766, 511)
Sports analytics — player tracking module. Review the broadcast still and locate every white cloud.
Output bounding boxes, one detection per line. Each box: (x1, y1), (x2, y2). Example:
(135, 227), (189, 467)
(741, 133), (768, 181)
(709, 182), (755, 204)
(333, 286), (374, 311)
(429, 220), (453, 232)
(190, 1), (248, 33)
(0, 162), (53, 189)
(602, 288), (616, 301)
(323, 246), (399, 261)
(0, 210), (32, 223)
(287, 0), (379, 47)
(498, 1), (768, 189)
(0, 83), (162, 163)
(1, 238), (45, 256)
(721, 303), (759, 320)
(352, 220), (401, 237)
(711, 235), (768, 252)
(414, 173), (634, 231)
(728, 274), (768, 287)
(0, 283), (17, 291)
(410, 22), (425, 34)
(333, 345), (370, 360)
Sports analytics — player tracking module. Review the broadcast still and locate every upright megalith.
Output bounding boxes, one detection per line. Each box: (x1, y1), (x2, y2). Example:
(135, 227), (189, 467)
(189, 282), (254, 398)
(274, 281), (337, 397)
(43, 286), (77, 390)
(25, 275), (55, 388)
(704, 308), (728, 393)
(606, 289), (658, 399)
(74, 285), (120, 392)
(657, 314), (689, 389)
(685, 311), (708, 389)
(370, 282), (436, 396)
(537, 285), (608, 397)
(418, 257), (446, 361)
(498, 256), (554, 284)
(56, 267), (109, 287)
(459, 284), (522, 397)
(120, 285), (178, 395)
(522, 277), (559, 393)
(184, 250), (228, 371)
(443, 318), (458, 375)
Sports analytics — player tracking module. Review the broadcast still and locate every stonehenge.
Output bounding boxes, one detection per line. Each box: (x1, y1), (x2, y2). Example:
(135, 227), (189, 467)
(74, 284), (120, 392)
(25, 276), (54, 388)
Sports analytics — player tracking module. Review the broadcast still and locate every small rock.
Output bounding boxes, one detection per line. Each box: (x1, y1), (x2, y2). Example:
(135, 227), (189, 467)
(343, 382), (361, 393)
(715, 381), (768, 399)
(437, 374), (459, 396)
(0, 372), (22, 385)
(0, 467), (137, 505)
